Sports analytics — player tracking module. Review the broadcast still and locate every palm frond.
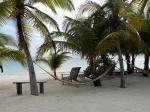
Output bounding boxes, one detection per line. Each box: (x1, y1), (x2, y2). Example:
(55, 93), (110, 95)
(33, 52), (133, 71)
(35, 58), (50, 66)
(33, 0), (74, 12)
(140, 0), (149, 14)
(25, 8), (54, 40)
(0, 33), (16, 47)
(36, 50), (70, 70)
(36, 38), (53, 58)
(146, 4), (150, 18)
(0, 47), (26, 66)
(97, 28), (141, 54)
(0, 1), (13, 25)
(35, 8), (59, 30)
(78, 1), (102, 16)
(48, 52), (70, 70)
(26, 5), (59, 30)
(16, 19), (31, 49)
(63, 16), (82, 32)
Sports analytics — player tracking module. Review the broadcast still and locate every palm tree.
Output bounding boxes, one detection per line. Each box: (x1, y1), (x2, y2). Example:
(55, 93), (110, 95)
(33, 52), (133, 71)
(79, 0), (141, 88)
(121, 39), (139, 74)
(51, 16), (112, 86)
(36, 50), (70, 79)
(139, 31), (150, 77)
(137, 0), (149, 14)
(0, 0), (74, 95)
(0, 33), (26, 72)
(130, 0), (150, 76)
(139, 1), (150, 77)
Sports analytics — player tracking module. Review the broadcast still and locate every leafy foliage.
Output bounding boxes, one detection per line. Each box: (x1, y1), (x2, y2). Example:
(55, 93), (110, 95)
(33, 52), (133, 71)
(36, 50), (70, 70)
(0, 32), (26, 67)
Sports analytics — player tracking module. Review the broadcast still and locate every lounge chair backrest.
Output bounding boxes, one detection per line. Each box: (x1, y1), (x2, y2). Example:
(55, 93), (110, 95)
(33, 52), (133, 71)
(95, 65), (109, 76)
(84, 66), (92, 77)
(70, 67), (81, 80)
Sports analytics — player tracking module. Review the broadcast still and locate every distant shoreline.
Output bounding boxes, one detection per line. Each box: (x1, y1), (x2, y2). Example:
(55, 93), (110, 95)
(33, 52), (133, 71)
(1, 55), (146, 75)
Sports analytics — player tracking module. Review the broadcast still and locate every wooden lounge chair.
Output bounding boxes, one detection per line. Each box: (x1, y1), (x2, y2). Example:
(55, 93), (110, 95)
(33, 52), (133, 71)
(35, 62), (114, 86)
(78, 66), (92, 80)
(76, 65), (114, 85)
(61, 67), (81, 85)
(94, 65), (109, 77)
(79, 64), (115, 80)
(79, 65), (108, 79)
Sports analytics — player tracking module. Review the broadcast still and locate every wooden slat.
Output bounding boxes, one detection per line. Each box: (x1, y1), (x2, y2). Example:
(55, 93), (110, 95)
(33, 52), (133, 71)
(13, 81), (46, 84)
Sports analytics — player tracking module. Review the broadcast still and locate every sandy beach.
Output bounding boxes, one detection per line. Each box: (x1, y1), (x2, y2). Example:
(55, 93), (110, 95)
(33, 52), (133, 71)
(0, 73), (150, 112)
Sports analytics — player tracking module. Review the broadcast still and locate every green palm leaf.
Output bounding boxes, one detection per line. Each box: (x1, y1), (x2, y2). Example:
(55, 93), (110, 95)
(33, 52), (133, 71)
(33, 0), (74, 12)
(36, 38), (53, 58)
(36, 50), (70, 70)
(0, 33), (16, 47)
(0, 48), (26, 66)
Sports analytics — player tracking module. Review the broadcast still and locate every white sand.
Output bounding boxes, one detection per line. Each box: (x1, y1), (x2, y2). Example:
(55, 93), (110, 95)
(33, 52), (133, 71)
(0, 73), (150, 112)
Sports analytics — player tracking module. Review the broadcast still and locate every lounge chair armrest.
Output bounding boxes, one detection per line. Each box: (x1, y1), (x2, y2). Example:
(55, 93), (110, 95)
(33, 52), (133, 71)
(61, 74), (64, 79)
(61, 73), (70, 79)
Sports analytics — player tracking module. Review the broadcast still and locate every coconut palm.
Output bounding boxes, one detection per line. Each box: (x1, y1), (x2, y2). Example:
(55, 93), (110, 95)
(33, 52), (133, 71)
(0, 33), (26, 73)
(36, 50), (70, 79)
(120, 36), (140, 74)
(0, 0), (74, 95)
(51, 16), (112, 86)
(140, 3), (150, 77)
(78, 0), (142, 88)
(129, 0), (150, 76)
(137, 0), (149, 14)
(138, 31), (150, 77)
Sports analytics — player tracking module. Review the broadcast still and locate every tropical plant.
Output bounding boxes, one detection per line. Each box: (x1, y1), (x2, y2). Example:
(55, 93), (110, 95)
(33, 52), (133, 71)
(0, 33), (26, 73)
(51, 16), (112, 86)
(0, 0), (74, 95)
(79, 0), (142, 88)
(129, 0), (150, 76)
(36, 50), (70, 79)
(139, 31), (150, 77)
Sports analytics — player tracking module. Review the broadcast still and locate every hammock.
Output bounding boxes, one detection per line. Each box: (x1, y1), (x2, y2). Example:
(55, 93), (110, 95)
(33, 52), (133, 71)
(117, 59), (150, 76)
(34, 62), (80, 87)
(74, 65), (113, 85)
(131, 65), (150, 75)
(34, 62), (113, 86)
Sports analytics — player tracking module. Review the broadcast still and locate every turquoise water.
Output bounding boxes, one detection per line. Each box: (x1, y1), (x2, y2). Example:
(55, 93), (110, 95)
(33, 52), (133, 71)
(1, 57), (88, 75)
(0, 55), (145, 75)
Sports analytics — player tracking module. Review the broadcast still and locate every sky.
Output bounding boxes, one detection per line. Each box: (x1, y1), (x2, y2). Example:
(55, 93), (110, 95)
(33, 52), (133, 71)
(0, 0), (105, 57)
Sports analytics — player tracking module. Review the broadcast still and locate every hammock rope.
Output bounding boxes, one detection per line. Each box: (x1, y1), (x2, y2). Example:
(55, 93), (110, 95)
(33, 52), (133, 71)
(116, 59), (150, 75)
(34, 62), (79, 87)
(34, 62), (113, 86)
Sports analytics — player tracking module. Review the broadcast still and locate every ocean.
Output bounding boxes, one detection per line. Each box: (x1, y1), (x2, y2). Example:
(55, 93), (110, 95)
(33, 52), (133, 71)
(0, 55), (146, 75)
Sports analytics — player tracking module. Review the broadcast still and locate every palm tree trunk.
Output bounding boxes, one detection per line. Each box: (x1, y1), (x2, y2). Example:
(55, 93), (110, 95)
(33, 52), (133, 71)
(52, 41), (57, 80)
(125, 53), (132, 74)
(143, 53), (149, 77)
(53, 69), (57, 80)
(52, 41), (57, 54)
(0, 64), (3, 73)
(131, 53), (135, 73)
(117, 42), (125, 88)
(16, 0), (38, 95)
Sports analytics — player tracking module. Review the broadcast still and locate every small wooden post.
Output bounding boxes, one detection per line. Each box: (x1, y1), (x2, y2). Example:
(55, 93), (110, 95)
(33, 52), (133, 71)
(61, 74), (64, 85)
(16, 83), (22, 95)
(39, 82), (44, 94)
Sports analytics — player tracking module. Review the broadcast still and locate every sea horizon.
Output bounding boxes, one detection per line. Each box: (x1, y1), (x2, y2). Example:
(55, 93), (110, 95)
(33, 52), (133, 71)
(0, 55), (146, 76)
